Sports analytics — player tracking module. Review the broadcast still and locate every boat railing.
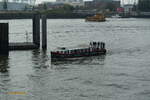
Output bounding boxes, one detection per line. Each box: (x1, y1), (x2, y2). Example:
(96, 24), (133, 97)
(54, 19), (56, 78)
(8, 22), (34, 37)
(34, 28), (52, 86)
(52, 42), (105, 55)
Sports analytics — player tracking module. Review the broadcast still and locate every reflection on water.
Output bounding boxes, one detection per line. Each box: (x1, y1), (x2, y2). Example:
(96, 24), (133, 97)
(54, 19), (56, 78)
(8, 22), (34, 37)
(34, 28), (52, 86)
(0, 56), (9, 73)
(31, 50), (50, 69)
(0, 56), (10, 100)
(51, 55), (106, 66)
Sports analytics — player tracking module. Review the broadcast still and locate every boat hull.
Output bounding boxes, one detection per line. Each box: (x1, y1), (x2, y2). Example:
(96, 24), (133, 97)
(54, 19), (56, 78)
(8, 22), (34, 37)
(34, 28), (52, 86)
(85, 13), (106, 22)
(51, 49), (106, 61)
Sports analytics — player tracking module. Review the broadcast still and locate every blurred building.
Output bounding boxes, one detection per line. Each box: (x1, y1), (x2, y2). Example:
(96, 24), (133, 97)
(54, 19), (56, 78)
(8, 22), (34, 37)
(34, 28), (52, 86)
(123, 4), (134, 13)
(12, 0), (36, 5)
(0, 2), (30, 11)
(36, 2), (65, 10)
(93, 0), (113, 2)
(55, 0), (84, 7)
(117, 7), (124, 13)
(136, 0), (150, 17)
(85, 0), (120, 11)
(138, 0), (150, 12)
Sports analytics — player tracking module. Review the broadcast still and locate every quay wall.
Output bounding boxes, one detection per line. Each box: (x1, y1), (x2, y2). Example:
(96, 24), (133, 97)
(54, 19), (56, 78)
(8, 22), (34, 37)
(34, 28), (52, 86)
(0, 11), (93, 19)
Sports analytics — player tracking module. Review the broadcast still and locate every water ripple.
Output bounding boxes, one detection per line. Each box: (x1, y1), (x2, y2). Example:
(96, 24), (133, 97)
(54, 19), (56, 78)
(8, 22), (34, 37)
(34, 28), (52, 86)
(103, 83), (130, 90)
(64, 77), (79, 81)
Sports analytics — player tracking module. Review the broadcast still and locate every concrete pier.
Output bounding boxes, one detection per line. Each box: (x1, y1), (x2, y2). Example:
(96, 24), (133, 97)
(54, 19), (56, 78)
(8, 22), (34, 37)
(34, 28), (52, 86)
(0, 23), (9, 55)
(9, 43), (39, 50)
(33, 13), (40, 48)
(0, 13), (47, 52)
(42, 15), (47, 49)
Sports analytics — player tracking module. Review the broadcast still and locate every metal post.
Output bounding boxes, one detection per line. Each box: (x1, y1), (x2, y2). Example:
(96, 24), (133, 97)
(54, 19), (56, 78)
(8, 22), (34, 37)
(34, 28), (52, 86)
(33, 13), (40, 48)
(42, 15), (47, 49)
(103, 43), (105, 49)
(0, 23), (9, 55)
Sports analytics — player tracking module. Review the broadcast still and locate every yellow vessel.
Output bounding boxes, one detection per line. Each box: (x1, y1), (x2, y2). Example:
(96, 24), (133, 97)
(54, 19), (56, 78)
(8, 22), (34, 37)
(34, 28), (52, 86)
(86, 14), (106, 22)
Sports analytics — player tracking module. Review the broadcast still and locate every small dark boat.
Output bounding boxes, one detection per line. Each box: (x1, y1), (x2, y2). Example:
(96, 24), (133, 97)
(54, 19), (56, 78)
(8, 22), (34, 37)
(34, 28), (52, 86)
(51, 42), (106, 61)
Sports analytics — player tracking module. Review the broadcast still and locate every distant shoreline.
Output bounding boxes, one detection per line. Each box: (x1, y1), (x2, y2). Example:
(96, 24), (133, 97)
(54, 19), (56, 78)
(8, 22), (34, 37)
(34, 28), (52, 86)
(0, 11), (93, 19)
(0, 11), (150, 19)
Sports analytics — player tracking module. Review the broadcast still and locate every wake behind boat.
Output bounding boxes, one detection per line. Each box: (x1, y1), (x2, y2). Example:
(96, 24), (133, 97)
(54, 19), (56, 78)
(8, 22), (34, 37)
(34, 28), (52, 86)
(51, 42), (106, 61)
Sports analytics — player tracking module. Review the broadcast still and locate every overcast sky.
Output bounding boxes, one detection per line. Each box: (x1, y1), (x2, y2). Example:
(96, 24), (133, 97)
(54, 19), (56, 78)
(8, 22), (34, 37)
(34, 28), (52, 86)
(35, 0), (138, 5)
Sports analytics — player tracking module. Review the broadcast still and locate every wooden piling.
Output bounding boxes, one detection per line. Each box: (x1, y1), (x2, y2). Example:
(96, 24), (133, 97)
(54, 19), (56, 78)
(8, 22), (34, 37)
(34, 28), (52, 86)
(42, 15), (47, 49)
(0, 23), (9, 55)
(33, 13), (40, 48)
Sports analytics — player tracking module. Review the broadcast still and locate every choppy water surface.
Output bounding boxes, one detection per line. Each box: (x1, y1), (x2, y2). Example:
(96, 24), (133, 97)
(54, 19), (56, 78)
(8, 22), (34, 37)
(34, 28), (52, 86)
(0, 18), (150, 100)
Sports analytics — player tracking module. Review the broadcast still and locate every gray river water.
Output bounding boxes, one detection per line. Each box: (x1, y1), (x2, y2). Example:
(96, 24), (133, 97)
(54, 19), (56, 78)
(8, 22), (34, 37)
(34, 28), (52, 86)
(0, 18), (150, 100)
